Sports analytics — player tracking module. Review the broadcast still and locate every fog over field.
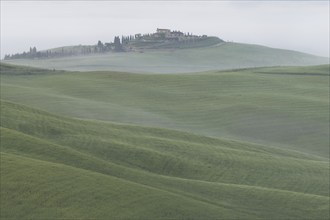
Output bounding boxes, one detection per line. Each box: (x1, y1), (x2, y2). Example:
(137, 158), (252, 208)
(1, 1), (329, 58)
(1, 63), (329, 219)
(1, 1), (330, 219)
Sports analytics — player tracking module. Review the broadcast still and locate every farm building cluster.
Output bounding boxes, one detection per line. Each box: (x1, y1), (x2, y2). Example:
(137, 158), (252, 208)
(134, 28), (208, 42)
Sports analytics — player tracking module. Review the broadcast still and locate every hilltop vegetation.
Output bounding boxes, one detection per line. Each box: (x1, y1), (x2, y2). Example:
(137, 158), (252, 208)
(1, 64), (329, 219)
(4, 28), (223, 60)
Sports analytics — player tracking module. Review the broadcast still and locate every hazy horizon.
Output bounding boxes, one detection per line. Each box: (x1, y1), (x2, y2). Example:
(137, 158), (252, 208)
(1, 1), (329, 58)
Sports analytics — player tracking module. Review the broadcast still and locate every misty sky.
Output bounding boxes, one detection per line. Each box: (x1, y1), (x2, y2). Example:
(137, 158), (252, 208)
(1, 1), (329, 58)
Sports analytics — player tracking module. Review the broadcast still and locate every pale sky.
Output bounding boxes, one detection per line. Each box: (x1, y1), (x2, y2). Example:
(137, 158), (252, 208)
(1, 1), (329, 58)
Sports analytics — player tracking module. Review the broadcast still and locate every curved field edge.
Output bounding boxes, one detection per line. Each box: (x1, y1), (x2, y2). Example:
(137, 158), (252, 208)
(1, 100), (329, 219)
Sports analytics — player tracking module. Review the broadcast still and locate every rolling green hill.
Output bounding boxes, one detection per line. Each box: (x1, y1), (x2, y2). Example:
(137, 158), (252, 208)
(1, 63), (329, 158)
(1, 100), (329, 219)
(1, 64), (329, 219)
(3, 42), (329, 73)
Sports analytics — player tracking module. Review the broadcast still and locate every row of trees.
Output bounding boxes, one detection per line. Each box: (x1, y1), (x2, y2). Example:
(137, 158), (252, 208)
(4, 35), (133, 60)
(4, 47), (39, 60)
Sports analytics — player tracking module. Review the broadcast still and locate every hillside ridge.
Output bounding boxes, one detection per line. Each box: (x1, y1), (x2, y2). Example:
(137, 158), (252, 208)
(3, 42), (329, 73)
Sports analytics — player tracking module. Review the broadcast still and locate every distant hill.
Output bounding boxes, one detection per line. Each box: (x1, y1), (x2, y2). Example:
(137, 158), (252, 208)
(3, 28), (223, 59)
(3, 42), (329, 73)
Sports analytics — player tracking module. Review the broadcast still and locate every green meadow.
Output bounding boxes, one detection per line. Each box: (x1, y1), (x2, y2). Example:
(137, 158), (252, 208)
(3, 42), (329, 73)
(0, 63), (329, 219)
(1, 64), (329, 157)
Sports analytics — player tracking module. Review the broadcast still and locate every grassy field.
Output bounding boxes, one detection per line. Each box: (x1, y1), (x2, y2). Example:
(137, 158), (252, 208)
(1, 64), (329, 158)
(1, 100), (329, 219)
(3, 42), (329, 73)
(0, 64), (329, 219)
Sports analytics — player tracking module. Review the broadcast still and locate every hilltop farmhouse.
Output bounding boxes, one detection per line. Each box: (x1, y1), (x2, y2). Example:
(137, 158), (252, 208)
(134, 28), (208, 42)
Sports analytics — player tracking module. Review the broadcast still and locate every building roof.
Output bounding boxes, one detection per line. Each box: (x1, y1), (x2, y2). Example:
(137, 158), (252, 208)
(157, 28), (171, 32)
